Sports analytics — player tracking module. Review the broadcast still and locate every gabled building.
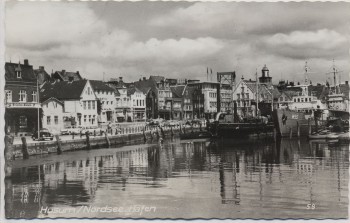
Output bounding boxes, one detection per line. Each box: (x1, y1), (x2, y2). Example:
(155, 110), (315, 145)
(90, 80), (116, 123)
(107, 77), (132, 122)
(170, 85), (185, 120)
(52, 70), (83, 82)
(134, 76), (173, 120)
(170, 85), (195, 120)
(128, 86), (146, 122)
(5, 59), (41, 136)
(40, 80), (98, 128)
(41, 97), (64, 134)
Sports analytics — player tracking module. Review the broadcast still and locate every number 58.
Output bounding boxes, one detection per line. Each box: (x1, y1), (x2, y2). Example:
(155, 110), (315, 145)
(307, 203), (315, 209)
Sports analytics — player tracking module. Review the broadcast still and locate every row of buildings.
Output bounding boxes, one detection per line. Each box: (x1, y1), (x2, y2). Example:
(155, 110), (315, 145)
(4, 59), (349, 136)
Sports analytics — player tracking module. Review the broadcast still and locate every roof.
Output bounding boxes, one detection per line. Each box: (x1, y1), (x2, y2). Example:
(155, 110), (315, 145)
(339, 84), (349, 100)
(34, 67), (51, 85)
(134, 79), (156, 95)
(53, 70), (82, 82)
(262, 64), (269, 71)
(150, 75), (165, 83)
(40, 80), (88, 102)
(126, 86), (143, 96)
(90, 80), (115, 92)
(170, 85), (186, 98)
(5, 62), (37, 82)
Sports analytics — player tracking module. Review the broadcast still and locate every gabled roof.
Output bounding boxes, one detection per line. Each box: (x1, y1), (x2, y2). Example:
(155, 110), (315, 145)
(41, 97), (64, 105)
(40, 80), (88, 102)
(170, 85), (186, 98)
(134, 79), (156, 94)
(90, 80), (115, 92)
(5, 62), (36, 82)
(53, 70), (82, 82)
(150, 75), (165, 83)
(127, 86), (143, 96)
(34, 67), (51, 85)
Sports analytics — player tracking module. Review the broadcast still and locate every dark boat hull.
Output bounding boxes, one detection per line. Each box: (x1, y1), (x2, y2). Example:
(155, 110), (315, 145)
(179, 131), (212, 140)
(273, 109), (309, 137)
(211, 122), (274, 138)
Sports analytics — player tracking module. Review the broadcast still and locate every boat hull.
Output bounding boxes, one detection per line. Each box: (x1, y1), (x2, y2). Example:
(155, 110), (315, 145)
(273, 109), (309, 137)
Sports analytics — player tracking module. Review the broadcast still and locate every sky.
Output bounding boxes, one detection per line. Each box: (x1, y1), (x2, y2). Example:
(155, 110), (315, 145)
(5, 1), (350, 84)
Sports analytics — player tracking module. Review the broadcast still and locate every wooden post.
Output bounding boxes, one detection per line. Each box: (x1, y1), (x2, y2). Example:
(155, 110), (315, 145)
(156, 127), (160, 138)
(273, 127), (277, 142)
(5, 135), (13, 161)
(191, 124), (194, 133)
(160, 126), (165, 138)
(80, 131), (82, 138)
(21, 137), (29, 159)
(183, 125), (186, 134)
(170, 126), (174, 136)
(72, 132), (75, 139)
(105, 132), (110, 148)
(150, 129), (153, 140)
(85, 132), (91, 150)
(55, 135), (62, 155)
(289, 127), (293, 139)
(143, 127), (147, 141)
(308, 118), (312, 135)
(94, 130), (96, 137)
(297, 121), (300, 138)
(179, 124), (182, 134)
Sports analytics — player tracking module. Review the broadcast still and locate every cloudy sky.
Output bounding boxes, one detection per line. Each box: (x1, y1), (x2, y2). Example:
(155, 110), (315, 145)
(5, 1), (350, 84)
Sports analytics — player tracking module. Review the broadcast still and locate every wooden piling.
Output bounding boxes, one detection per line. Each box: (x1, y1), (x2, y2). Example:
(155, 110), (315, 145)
(150, 129), (153, 140)
(289, 127), (293, 139)
(105, 132), (110, 148)
(72, 132), (75, 139)
(21, 137), (29, 159)
(308, 118), (312, 135)
(85, 132), (91, 150)
(273, 127), (277, 142)
(160, 126), (165, 138)
(170, 126), (174, 136)
(143, 127), (147, 141)
(55, 135), (62, 155)
(297, 121), (300, 138)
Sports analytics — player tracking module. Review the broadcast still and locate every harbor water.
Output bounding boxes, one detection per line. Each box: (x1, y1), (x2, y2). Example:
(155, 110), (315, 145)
(5, 137), (349, 219)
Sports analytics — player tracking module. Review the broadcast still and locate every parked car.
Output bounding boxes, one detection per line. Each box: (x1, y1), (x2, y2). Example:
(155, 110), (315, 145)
(164, 120), (180, 127)
(32, 129), (54, 141)
(61, 126), (83, 135)
(84, 126), (105, 135)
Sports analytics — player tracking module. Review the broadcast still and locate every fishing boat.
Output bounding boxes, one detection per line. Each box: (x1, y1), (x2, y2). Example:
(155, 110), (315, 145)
(179, 131), (212, 140)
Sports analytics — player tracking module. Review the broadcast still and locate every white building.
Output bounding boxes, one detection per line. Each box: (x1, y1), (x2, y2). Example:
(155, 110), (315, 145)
(90, 80), (116, 123)
(40, 80), (99, 128)
(129, 87), (146, 122)
(41, 98), (64, 134)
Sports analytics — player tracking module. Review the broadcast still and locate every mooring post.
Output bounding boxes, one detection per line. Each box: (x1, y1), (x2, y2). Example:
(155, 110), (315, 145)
(143, 127), (147, 141)
(105, 131), (110, 148)
(150, 129), (153, 140)
(308, 118), (312, 135)
(80, 130), (82, 139)
(191, 124), (194, 133)
(85, 132), (91, 150)
(55, 135), (62, 155)
(156, 127), (160, 138)
(183, 125), (186, 134)
(72, 132), (75, 139)
(297, 121), (300, 138)
(160, 126), (165, 138)
(21, 137), (29, 159)
(170, 126), (174, 136)
(94, 130), (96, 137)
(179, 124), (182, 134)
(289, 127), (293, 139)
(273, 127), (277, 142)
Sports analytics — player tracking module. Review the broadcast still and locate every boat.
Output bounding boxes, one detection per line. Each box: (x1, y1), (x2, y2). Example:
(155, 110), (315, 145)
(179, 131), (212, 140)
(209, 112), (274, 138)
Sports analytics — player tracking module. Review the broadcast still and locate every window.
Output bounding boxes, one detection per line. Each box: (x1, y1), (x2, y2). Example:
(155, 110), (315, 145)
(19, 90), (26, 102)
(16, 71), (21, 78)
(6, 90), (12, 103)
(54, 116), (58, 124)
(246, 93), (249, 99)
(88, 101), (91, 109)
(88, 115), (91, 123)
(47, 116), (51, 125)
(294, 98), (297, 102)
(237, 94), (240, 100)
(32, 91), (37, 102)
(298, 98), (300, 102)
(19, 116), (27, 128)
(83, 101), (87, 109)
(84, 115), (87, 123)
(92, 101), (95, 109)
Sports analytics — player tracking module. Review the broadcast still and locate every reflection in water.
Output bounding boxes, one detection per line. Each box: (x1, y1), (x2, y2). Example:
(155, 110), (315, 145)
(5, 138), (349, 219)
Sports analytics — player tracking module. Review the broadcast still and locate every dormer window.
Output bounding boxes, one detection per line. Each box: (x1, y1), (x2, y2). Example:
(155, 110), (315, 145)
(16, 71), (22, 78)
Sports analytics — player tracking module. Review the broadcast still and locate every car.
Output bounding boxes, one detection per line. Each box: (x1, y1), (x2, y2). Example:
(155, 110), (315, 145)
(32, 129), (54, 141)
(84, 126), (105, 135)
(60, 126), (76, 135)
(164, 120), (180, 127)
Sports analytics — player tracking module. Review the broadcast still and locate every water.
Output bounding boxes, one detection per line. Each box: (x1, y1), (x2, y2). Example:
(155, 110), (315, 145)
(5, 137), (349, 219)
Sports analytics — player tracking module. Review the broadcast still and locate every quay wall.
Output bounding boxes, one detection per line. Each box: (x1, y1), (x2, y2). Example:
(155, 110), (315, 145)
(5, 125), (199, 160)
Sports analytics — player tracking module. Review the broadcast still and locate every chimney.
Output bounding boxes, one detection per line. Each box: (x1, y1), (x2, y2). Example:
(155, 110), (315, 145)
(24, 59), (29, 66)
(346, 81), (349, 85)
(119, 77), (123, 81)
(68, 76), (74, 82)
(143, 77), (146, 81)
(77, 71), (80, 75)
(39, 66), (44, 70)
(62, 70), (66, 74)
